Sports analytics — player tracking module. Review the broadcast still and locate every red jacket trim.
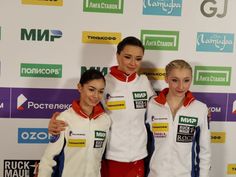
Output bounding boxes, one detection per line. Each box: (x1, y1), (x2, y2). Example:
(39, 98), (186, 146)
(110, 66), (136, 82)
(72, 100), (105, 119)
(154, 88), (195, 107)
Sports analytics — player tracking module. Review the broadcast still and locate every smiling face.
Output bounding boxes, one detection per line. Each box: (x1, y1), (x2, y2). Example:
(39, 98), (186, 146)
(165, 68), (192, 98)
(165, 59), (193, 99)
(78, 78), (105, 108)
(116, 45), (144, 75)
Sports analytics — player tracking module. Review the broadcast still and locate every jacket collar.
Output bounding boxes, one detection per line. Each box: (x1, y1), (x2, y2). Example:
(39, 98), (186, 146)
(110, 66), (137, 82)
(154, 88), (195, 107)
(72, 100), (105, 119)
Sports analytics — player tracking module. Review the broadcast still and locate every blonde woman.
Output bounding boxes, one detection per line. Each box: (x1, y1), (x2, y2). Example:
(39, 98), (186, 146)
(146, 59), (211, 177)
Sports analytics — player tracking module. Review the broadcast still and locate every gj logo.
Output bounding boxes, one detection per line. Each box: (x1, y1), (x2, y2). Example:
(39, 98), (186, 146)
(143, 0), (182, 16)
(17, 94), (27, 110)
(196, 32), (234, 53)
(141, 29), (179, 51)
(18, 128), (49, 144)
(194, 66), (231, 86)
(21, 28), (62, 42)
(200, 0), (228, 18)
(4, 160), (40, 177)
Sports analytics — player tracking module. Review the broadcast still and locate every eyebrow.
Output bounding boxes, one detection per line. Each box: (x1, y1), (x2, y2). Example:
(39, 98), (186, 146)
(88, 86), (104, 90)
(123, 53), (143, 58)
(170, 76), (191, 79)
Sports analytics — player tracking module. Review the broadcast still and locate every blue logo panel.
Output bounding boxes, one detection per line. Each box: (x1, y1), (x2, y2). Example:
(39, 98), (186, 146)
(196, 32), (234, 53)
(143, 0), (182, 16)
(18, 128), (49, 144)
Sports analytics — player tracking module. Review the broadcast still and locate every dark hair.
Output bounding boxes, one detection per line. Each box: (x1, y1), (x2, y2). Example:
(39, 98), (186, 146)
(80, 69), (105, 86)
(117, 36), (145, 54)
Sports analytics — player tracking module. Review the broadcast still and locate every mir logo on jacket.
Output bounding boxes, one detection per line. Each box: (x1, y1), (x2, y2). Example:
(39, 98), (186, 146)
(176, 116), (198, 143)
(133, 91), (147, 109)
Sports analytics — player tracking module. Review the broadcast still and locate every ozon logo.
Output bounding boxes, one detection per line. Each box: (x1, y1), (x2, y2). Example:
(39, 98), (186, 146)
(18, 128), (49, 144)
(200, 0), (228, 18)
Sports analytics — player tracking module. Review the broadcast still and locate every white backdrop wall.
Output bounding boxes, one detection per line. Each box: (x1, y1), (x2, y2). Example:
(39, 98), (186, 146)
(0, 0), (236, 176)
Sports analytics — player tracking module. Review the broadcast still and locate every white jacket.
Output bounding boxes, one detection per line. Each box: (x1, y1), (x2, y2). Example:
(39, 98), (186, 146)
(103, 66), (155, 162)
(146, 88), (211, 177)
(38, 100), (111, 177)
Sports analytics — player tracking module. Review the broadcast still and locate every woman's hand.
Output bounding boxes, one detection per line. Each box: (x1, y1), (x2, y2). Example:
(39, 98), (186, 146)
(48, 112), (68, 135)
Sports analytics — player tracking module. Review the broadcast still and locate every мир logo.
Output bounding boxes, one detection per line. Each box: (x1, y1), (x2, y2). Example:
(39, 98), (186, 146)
(21, 28), (62, 41)
(17, 94), (27, 110)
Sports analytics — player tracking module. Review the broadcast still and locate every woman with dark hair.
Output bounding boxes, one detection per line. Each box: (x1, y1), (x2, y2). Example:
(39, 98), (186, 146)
(101, 36), (155, 177)
(38, 69), (111, 177)
(48, 36), (156, 177)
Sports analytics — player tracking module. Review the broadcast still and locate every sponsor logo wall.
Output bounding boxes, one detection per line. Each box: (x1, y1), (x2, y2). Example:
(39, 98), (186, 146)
(0, 0), (235, 176)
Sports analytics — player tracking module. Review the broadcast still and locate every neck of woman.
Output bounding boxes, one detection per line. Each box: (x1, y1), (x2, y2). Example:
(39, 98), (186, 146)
(166, 93), (184, 119)
(79, 102), (93, 117)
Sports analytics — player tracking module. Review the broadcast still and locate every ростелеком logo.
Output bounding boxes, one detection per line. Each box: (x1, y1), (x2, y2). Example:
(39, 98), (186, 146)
(17, 94), (27, 111)
(233, 100), (236, 114)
